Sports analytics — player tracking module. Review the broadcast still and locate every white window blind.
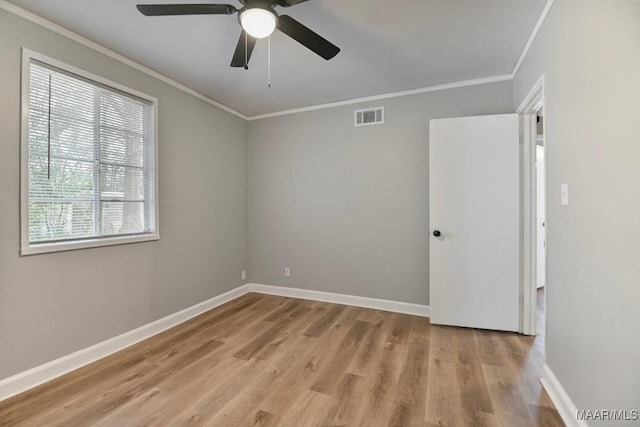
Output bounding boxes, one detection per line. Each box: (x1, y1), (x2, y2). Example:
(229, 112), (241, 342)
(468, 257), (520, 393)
(24, 57), (157, 253)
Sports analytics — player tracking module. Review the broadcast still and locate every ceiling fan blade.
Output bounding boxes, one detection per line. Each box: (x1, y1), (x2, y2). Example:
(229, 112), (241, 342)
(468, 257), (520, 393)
(231, 30), (257, 68)
(276, 0), (310, 7)
(136, 4), (237, 16)
(277, 15), (340, 60)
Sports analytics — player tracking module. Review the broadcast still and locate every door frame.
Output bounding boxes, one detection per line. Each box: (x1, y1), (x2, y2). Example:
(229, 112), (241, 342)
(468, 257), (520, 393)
(517, 75), (545, 336)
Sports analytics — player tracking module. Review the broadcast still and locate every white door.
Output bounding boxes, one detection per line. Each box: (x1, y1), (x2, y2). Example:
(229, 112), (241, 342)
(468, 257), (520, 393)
(429, 114), (520, 332)
(536, 145), (546, 288)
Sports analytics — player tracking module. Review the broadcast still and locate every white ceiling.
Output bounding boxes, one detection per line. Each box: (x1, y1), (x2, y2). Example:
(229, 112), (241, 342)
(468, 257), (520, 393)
(9, 0), (547, 117)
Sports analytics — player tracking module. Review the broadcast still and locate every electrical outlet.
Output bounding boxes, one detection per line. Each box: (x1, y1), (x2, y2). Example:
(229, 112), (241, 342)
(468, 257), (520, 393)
(241, 270), (246, 281)
(284, 267), (291, 278)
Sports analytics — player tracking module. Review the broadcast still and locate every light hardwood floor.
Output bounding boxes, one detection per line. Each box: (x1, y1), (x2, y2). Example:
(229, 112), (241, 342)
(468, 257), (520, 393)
(0, 292), (563, 426)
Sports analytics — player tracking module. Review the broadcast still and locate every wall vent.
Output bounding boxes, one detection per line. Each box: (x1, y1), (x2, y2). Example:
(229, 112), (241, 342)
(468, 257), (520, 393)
(354, 107), (384, 127)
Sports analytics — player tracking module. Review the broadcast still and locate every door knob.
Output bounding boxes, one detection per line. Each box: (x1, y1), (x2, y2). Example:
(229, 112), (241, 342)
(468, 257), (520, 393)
(433, 230), (441, 237)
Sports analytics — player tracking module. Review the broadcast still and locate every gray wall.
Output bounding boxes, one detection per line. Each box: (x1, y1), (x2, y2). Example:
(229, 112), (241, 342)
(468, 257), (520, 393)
(248, 82), (514, 305)
(0, 10), (248, 379)
(513, 0), (640, 421)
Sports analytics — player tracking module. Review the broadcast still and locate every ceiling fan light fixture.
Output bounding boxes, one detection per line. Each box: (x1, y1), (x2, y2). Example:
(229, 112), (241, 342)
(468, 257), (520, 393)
(240, 8), (277, 39)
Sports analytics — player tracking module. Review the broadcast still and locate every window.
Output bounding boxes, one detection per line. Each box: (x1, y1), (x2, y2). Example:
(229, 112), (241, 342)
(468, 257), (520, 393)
(21, 50), (158, 255)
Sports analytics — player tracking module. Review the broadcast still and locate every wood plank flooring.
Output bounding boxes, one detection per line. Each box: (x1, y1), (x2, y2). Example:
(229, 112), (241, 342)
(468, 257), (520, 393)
(0, 292), (563, 426)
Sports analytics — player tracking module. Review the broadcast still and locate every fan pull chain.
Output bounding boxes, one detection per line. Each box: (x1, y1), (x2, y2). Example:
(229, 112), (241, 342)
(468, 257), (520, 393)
(268, 35), (271, 87)
(244, 31), (248, 70)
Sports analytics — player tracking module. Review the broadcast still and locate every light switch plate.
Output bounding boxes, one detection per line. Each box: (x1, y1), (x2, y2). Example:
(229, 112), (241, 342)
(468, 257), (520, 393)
(561, 183), (569, 206)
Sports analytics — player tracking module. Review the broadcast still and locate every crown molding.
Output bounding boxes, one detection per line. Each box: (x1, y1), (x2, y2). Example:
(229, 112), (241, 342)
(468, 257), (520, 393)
(512, 0), (555, 78)
(2, 0), (556, 122)
(0, 0), (249, 120)
(248, 74), (514, 121)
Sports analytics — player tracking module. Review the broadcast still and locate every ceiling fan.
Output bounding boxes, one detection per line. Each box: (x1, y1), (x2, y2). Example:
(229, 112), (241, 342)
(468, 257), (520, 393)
(136, 0), (340, 69)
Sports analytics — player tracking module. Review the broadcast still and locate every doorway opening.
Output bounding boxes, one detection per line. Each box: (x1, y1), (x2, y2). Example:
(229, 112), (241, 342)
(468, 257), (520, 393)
(535, 109), (546, 337)
(517, 75), (546, 342)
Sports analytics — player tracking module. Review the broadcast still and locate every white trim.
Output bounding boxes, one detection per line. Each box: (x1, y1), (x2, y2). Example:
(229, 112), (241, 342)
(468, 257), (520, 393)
(248, 283), (430, 317)
(0, 0), (531, 122)
(0, 282), (428, 402)
(248, 75), (514, 121)
(512, 0), (555, 77)
(20, 47), (30, 257)
(519, 113), (537, 336)
(151, 68), (161, 243)
(21, 234), (160, 256)
(517, 75), (545, 337)
(541, 364), (588, 427)
(20, 49), (161, 256)
(0, 284), (252, 402)
(517, 74), (545, 114)
(2, 0), (556, 122)
(26, 49), (159, 103)
(0, 0), (248, 120)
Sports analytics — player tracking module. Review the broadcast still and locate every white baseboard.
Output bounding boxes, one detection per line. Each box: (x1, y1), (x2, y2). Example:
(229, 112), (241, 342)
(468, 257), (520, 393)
(541, 363), (587, 427)
(0, 284), (252, 402)
(0, 282), (428, 403)
(248, 283), (430, 317)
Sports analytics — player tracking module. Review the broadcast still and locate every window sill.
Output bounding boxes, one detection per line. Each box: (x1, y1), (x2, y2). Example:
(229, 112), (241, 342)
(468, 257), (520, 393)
(20, 233), (159, 256)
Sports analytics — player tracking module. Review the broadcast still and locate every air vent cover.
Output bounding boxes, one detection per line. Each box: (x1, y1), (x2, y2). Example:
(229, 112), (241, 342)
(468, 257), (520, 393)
(354, 107), (384, 127)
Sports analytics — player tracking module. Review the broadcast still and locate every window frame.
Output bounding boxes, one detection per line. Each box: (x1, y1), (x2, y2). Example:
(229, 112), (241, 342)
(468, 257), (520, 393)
(20, 49), (160, 256)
